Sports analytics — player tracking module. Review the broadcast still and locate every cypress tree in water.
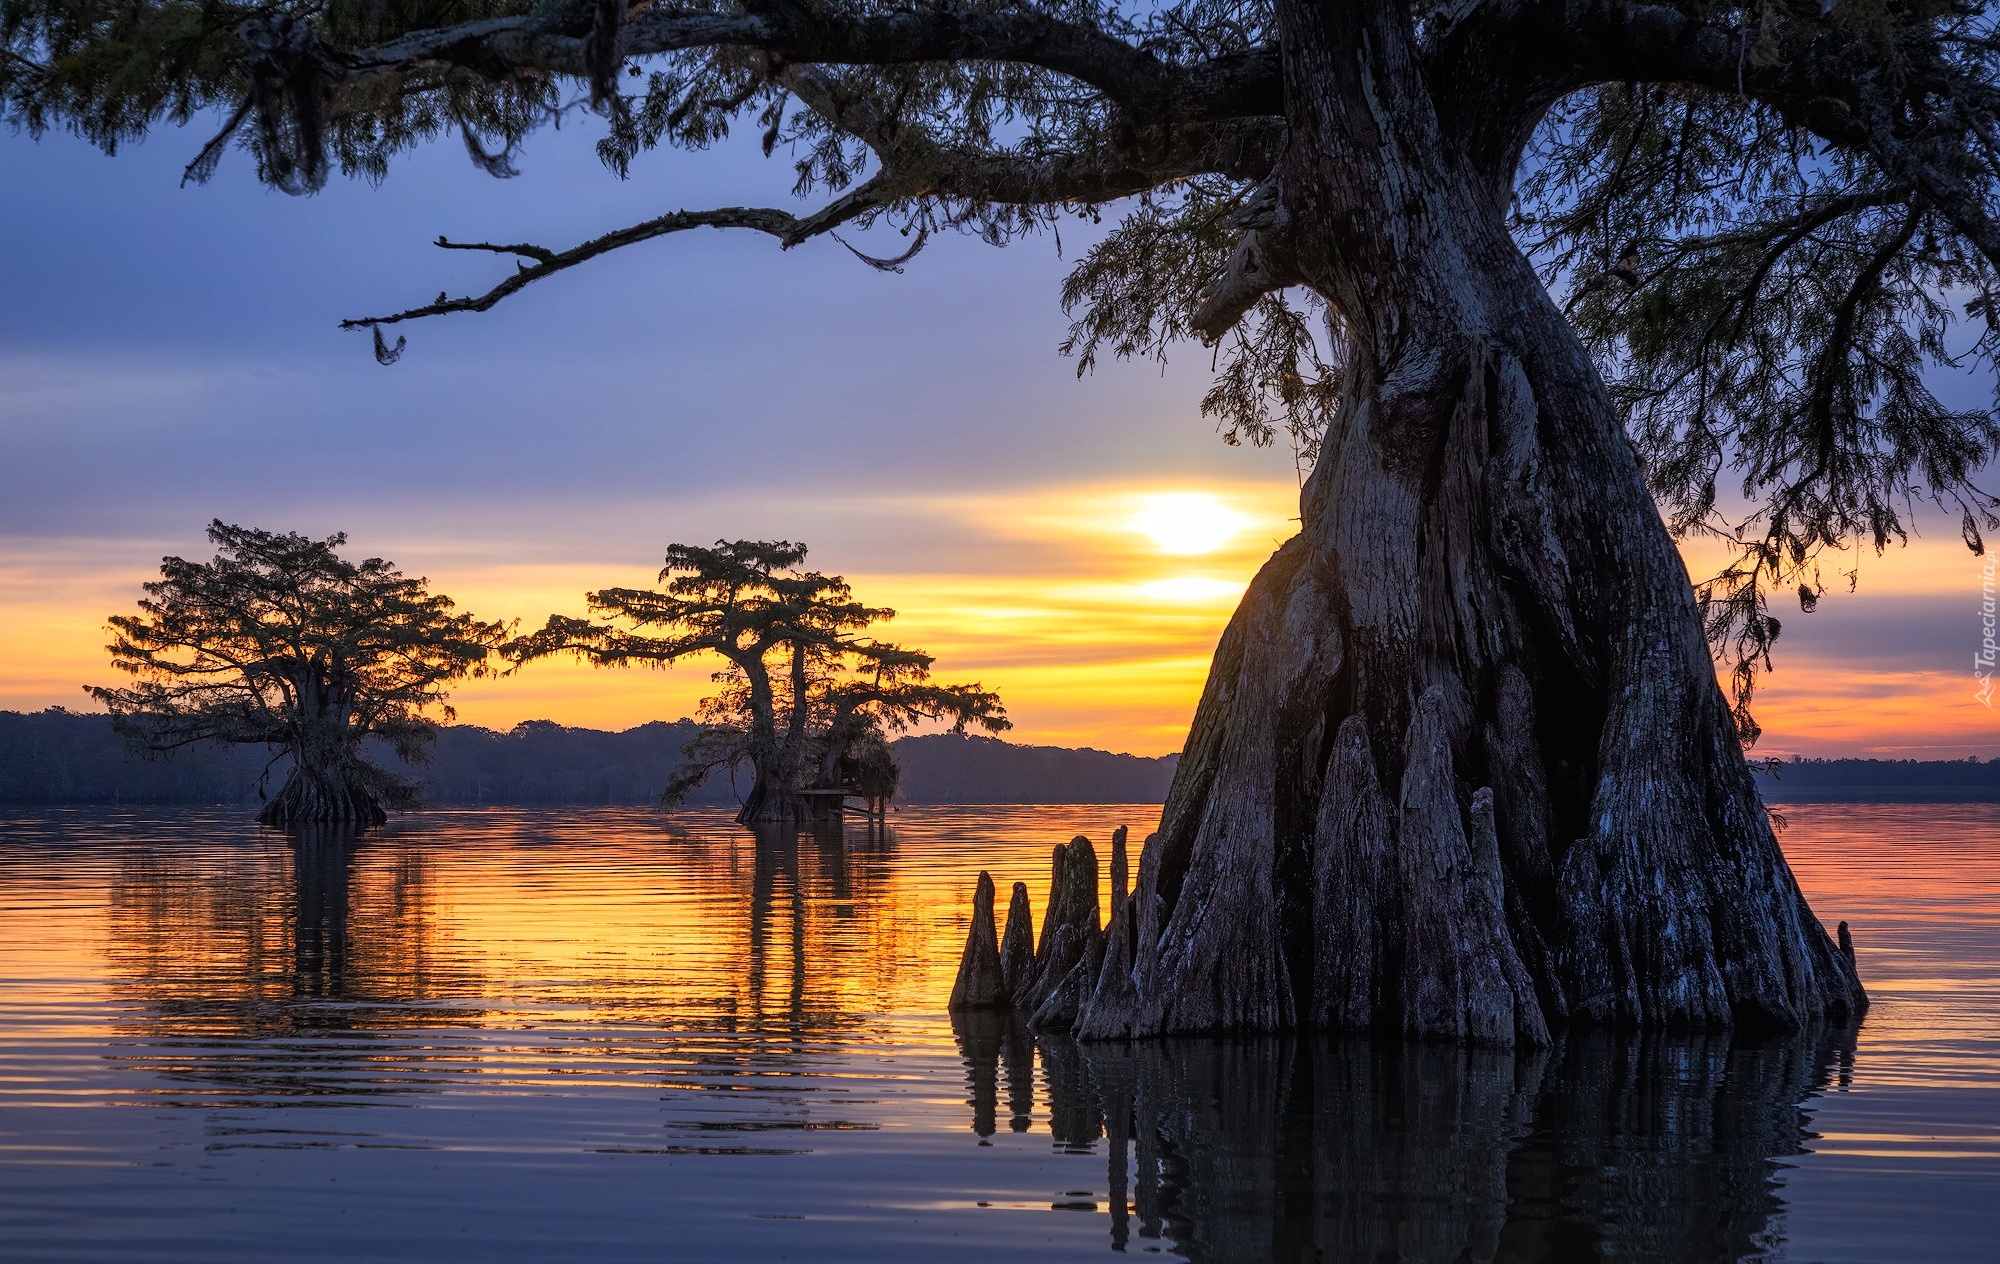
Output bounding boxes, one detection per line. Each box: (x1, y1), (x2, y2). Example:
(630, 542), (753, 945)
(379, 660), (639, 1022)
(89, 522), (507, 827)
(507, 540), (1006, 825)
(25, 0), (2000, 1032)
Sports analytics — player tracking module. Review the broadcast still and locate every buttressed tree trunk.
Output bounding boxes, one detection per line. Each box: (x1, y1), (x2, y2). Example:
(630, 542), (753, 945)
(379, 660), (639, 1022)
(261, 692), (391, 828)
(734, 759), (799, 827)
(1052, 1), (1868, 1042)
(261, 767), (388, 827)
(70, 0), (1885, 1035)
(735, 774), (847, 828)
(261, 742), (389, 827)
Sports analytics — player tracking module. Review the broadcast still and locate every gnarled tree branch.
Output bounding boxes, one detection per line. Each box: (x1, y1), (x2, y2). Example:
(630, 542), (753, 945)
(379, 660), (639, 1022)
(333, 6), (1281, 123)
(344, 68), (1281, 333)
(1190, 180), (1302, 342)
(340, 180), (892, 330)
(1440, 0), (2000, 272)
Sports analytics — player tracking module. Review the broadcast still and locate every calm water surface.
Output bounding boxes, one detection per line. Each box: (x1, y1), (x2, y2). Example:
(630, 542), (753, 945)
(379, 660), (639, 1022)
(0, 804), (1994, 1262)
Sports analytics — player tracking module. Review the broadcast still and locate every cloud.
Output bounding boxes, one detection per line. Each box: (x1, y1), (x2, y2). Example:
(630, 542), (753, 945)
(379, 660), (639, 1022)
(2, 121), (1992, 758)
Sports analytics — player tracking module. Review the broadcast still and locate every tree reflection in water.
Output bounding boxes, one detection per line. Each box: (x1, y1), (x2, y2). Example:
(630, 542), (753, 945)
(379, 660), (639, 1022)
(735, 820), (899, 1044)
(289, 829), (354, 999)
(953, 1015), (1855, 1261)
(95, 817), (910, 1110)
(83, 810), (1856, 1260)
(101, 827), (486, 1101)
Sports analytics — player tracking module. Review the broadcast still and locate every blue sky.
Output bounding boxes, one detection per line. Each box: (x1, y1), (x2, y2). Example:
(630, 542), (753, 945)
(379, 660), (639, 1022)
(2, 116), (1277, 537)
(3, 112), (1996, 756)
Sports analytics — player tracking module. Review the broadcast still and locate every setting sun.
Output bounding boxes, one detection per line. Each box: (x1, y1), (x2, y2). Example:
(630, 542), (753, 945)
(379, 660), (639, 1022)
(1130, 492), (1252, 555)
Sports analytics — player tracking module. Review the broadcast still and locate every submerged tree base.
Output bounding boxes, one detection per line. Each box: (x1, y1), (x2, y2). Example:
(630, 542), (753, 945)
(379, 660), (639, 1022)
(734, 789), (867, 829)
(258, 763), (405, 829)
(950, 815), (1864, 1043)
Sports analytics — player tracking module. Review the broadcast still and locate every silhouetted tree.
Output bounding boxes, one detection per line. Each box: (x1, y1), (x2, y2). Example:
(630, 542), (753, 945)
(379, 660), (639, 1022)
(88, 522), (507, 826)
(508, 540), (1006, 824)
(19, 0), (1969, 1033)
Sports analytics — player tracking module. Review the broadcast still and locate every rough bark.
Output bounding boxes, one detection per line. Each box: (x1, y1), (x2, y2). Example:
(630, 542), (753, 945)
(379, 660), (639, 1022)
(948, 869), (1008, 1011)
(1058, 318), (1864, 1039)
(998, 880), (1036, 995)
(1017, 835), (1101, 1020)
(1105, 826), (1129, 917)
(956, 835), (1115, 1023)
(992, 0), (1864, 1044)
(259, 750), (390, 828)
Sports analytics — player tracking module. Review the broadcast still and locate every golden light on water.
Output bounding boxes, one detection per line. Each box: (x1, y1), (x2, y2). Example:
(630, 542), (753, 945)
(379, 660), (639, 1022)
(0, 803), (1995, 1260)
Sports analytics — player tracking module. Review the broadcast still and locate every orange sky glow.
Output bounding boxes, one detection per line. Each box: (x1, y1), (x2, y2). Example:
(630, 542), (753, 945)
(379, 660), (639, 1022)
(3, 480), (1994, 759)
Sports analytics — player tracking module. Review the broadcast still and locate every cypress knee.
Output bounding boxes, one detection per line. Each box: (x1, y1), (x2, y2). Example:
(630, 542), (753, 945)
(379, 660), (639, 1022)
(1077, 832), (1151, 1038)
(999, 881), (1036, 996)
(1108, 826), (1129, 922)
(1034, 841), (1074, 963)
(1037, 827), (1128, 1031)
(949, 870), (1008, 1011)
(1021, 835), (1102, 1018)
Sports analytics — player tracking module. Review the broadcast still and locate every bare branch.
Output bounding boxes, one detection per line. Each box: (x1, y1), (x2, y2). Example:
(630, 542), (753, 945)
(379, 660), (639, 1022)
(340, 182), (890, 329)
(181, 99), (253, 187)
(436, 237), (555, 263)
(346, 86), (1277, 334)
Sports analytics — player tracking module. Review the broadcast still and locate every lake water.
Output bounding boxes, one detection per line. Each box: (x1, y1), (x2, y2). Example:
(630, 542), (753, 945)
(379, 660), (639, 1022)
(0, 803), (1994, 1262)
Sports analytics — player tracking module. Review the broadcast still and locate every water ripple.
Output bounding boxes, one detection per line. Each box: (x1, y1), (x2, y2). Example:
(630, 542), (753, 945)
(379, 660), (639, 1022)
(0, 803), (1993, 1261)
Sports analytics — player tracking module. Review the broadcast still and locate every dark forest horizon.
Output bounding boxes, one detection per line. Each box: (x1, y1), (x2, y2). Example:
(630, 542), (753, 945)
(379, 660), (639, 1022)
(4, 707), (1997, 808)
(0, 709), (1177, 807)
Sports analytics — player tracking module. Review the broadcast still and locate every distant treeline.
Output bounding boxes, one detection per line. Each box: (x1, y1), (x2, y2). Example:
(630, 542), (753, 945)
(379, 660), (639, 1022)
(888, 733), (1179, 804)
(1754, 756), (2000, 801)
(0, 710), (1178, 807)
(21, 707), (1988, 807)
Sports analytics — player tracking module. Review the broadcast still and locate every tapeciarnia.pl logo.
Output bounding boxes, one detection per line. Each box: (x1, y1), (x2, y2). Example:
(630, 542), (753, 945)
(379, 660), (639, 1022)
(1979, 551), (1998, 711)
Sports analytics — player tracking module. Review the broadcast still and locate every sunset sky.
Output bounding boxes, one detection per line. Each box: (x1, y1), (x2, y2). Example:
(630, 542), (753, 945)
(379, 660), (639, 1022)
(2, 121), (1993, 759)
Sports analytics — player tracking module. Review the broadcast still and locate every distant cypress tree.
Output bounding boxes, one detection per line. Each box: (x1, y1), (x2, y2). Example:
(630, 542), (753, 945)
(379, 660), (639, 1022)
(508, 540), (1006, 824)
(88, 522), (508, 826)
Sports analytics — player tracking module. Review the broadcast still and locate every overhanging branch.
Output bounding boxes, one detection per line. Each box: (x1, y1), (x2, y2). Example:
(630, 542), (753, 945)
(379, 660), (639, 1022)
(341, 93), (1278, 341)
(339, 180), (893, 331)
(1463, 0), (2000, 272)
(333, 6), (1280, 123)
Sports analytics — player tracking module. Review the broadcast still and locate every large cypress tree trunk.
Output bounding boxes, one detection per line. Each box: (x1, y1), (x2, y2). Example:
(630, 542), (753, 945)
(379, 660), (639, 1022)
(259, 724), (390, 828)
(260, 757), (390, 827)
(735, 764), (788, 826)
(736, 759), (847, 827)
(1066, 0), (1865, 1041)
